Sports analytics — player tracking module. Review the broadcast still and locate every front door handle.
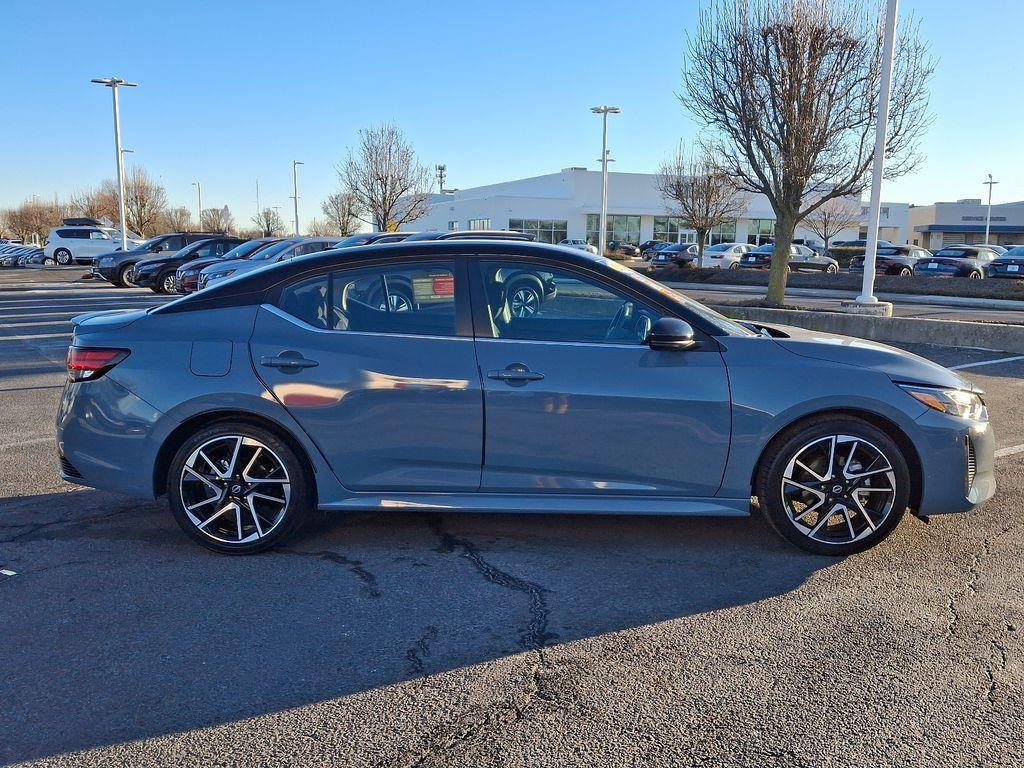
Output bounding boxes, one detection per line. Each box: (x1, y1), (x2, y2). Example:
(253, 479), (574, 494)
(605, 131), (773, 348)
(488, 364), (544, 384)
(260, 353), (319, 370)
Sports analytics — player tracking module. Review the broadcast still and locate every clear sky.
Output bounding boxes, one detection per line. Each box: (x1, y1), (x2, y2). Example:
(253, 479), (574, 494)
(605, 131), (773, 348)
(2, 0), (1022, 231)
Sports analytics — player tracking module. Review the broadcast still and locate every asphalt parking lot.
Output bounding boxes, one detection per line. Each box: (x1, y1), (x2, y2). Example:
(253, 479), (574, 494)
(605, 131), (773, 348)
(1, 269), (1022, 767)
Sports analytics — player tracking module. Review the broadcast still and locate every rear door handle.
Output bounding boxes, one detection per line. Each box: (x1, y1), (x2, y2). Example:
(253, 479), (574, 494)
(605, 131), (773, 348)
(488, 364), (544, 383)
(260, 354), (319, 370)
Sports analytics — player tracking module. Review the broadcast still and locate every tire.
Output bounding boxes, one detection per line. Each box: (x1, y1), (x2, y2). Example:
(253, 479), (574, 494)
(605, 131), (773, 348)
(729, 261), (740, 269)
(968, 270), (983, 279)
(167, 422), (312, 554)
(507, 282), (543, 318)
(158, 271), (178, 294)
(116, 264), (135, 287)
(755, 415), (910, 556)
(825, 263), (839, 274)
(897, 267), (912, 277)
(54, 248), (73, 266)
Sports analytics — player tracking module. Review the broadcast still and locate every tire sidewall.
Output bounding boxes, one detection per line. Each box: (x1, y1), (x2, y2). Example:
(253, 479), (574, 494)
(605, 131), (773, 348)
(757, 417), (910, 556)
(117, 264), (135, 287)
(167, 422), (312, 554)
(54, 248), (72, 265)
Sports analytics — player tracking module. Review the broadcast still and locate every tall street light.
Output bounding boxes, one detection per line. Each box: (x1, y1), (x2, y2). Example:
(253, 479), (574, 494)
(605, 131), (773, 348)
(91, 77), (138, 251)
(984, 174), (999, 245)
(591, 106), (620, 257)
(191, 181), (203, 230)
(291, 161), (304, 236)
(856, 0), (898, 307)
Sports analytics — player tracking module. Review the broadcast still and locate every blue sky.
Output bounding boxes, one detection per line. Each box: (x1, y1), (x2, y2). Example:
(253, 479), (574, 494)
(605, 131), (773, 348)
(2, 0), (1022, 230)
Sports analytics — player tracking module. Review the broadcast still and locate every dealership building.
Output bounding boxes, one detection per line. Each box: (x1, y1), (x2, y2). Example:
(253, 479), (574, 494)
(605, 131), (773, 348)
(909, 199), (1024, 250)
(408, 167), (908, 247)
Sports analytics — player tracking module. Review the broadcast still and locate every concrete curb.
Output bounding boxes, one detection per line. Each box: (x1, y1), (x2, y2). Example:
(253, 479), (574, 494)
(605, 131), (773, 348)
(667, 281), (1024, 311)
(711, 304), (1024, 353)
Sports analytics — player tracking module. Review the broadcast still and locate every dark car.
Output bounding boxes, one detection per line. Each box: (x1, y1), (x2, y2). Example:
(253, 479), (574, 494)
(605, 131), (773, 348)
(91, 232), (223, 287)
(58, 240), (994, 557)
(739, 243), (840, 273)
(176, 238), (284, 293)
(792, 237), (827, 256)
(914, 246), (999, 279)
(652, 242), (697, 265)
(828, 239), (896, 262)
(986, 246), (1024, 279)
(946, 243), (1007, 256)
(334, 232), (417, 247)
(403, 230), (535, 242)
(639, 240), (669, 257)
(849, 245), (931, 276)
(132, 237), (245, 293)
(607, 240), (641, 257)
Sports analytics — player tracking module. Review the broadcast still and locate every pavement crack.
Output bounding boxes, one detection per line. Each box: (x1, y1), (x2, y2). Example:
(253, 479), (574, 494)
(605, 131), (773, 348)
(405, 625), (439, 676)
(945, 536), (991, 637)
(278, 548), (381, 597)
(0, 506), (135, 545)
(429, 515), (555, 650)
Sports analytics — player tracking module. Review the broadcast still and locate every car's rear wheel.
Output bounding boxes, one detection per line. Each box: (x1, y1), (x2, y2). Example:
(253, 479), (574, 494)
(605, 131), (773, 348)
(167, 423), (312, 554)
(825, 263), (839, 274)
(755, 416), (910, 555)
(508, 282), (543, 318)
(54, 248), (72, 265)
(729, 261), (740, 269)
(897, 266), (912, 277)
(968, 270), (983, 279)
(116, 264), (135, 287)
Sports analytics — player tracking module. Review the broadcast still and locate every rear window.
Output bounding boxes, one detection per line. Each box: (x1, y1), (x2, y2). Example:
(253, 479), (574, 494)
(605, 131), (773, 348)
(934, 249), (972, 258)
(876, 248), (900, 255)
(56, 229), (89, 239)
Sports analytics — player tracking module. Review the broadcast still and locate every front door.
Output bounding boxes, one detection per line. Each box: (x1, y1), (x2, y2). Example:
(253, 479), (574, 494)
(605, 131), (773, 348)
(472, 261), (731, 496)
(251, 260), (483, 491)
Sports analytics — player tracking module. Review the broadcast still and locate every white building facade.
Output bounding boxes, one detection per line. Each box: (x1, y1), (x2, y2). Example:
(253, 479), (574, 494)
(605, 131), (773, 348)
(408, 168), (864, 247)
(908, 199), (1024, 250)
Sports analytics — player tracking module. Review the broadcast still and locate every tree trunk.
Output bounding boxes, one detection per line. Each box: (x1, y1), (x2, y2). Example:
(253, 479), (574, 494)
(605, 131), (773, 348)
(766, 211), (797, 305)
(696, 229), (708, 268)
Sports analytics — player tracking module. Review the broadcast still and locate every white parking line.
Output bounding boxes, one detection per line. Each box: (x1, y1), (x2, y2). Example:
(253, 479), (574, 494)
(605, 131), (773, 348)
(950, 355), (1024, 370)
(995, 444), (1024, 459)
(1, 436), (55, 448)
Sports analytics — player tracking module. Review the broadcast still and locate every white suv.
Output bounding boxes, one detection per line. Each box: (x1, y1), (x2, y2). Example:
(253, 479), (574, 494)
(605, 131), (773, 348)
(44, 225), (143, 265)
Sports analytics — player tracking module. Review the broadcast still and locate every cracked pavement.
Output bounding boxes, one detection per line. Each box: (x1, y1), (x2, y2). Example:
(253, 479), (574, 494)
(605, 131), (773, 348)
(1, 270), (1023, 767)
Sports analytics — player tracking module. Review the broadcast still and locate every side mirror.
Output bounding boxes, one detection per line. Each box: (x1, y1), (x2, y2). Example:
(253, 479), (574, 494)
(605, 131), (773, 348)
(648, 317), (697, 351)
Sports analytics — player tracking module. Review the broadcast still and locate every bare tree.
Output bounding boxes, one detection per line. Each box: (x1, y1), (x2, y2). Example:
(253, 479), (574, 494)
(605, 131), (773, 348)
(67, 187), (118, 223)
(803, 197), (862, 251)
(164, 206), (193, 232)
(251, 207), (285, 237)
(320, 191), (361, 236)
(684, 0), (933, 303)
(96, 167), (168, 236)
(306, 217), (341, 237)
(656, 143), (747, 267)
(341, 123), (432, 231)
(201, 206), (234, 234)
(1, 199), (64, 244)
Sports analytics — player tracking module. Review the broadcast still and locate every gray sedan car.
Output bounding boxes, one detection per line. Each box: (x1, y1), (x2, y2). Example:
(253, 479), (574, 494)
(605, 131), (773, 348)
(197, 237), (341, 289)
(58, 241), (994, 556)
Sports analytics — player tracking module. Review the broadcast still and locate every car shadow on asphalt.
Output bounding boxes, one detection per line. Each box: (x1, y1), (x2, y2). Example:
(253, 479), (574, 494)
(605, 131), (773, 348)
(0, 489), (837, 764)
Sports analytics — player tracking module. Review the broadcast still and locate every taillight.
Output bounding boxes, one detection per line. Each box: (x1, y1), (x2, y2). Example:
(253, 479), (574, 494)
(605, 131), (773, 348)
(66, 347), (129, 382)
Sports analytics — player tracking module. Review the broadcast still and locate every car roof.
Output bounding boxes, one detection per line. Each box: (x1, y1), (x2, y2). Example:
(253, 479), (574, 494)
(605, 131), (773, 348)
(402, 230), (535, 242)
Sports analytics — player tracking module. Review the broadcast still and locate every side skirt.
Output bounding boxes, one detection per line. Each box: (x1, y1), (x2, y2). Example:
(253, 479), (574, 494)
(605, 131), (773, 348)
(320, 493), (752, 517)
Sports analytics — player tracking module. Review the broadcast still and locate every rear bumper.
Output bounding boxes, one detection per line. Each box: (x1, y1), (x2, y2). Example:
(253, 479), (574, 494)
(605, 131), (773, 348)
(914, 409), (995, 516)
(56, 377), (165, 498)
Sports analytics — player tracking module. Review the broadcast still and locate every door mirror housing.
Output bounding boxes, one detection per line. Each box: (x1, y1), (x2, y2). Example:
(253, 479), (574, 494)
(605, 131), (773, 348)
(648, 317), (697, 351)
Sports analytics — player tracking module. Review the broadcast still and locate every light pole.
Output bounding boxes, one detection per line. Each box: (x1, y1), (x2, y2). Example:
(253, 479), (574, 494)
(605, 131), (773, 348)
(984, 174), (999, 245)
(91, 77), (138, 251)
(591, 106), (620, 256)
(291, 161), (304, 236)
(856, 0), (898, 306)
(191, 181), (203, 231)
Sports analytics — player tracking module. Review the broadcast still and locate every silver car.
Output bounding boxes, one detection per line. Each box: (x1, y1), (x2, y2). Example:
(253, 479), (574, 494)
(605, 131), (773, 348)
(198, 237), (340, 289)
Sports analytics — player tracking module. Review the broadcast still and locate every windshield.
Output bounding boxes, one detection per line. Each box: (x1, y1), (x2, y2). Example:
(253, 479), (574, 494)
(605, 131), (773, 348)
(935, 249), (971, 258)
(752, 244), (775, 253)
(247, 239), (299, 260)
(334, 234), (373, 247)
(1005, 247), (1024, 257)
(223, 239), (277, 260)
(705, 243), (732, 252)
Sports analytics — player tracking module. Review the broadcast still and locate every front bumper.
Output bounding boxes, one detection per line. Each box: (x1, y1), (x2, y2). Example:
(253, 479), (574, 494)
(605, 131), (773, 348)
(913, 408), (995, 516)
(91, 264), (121, 283)
(56, 376), (165, 498)
(130, 268), (160, 288)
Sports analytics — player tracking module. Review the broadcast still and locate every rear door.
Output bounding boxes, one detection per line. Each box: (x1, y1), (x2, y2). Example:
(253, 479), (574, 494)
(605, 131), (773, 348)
(250, 258), (483, 491)
(471, 259), (731, 496)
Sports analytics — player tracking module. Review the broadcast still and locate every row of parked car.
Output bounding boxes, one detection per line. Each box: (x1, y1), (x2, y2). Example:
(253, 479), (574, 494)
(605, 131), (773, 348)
(86, 229), (538, 294)
(640, 238), (1024, 279)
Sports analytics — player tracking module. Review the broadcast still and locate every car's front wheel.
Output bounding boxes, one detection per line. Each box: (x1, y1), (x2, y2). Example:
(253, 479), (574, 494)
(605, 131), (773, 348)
(167, 423), (312, 554)
(825, 263), (839, 274)
(54, 248), (73, 265)
(116, 264), (135, 287)
(158, 271), (178, 294)
(756, 416), (910, 555)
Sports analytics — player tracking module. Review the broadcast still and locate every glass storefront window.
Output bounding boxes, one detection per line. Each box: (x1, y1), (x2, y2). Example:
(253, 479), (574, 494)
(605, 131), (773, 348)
(508, 218), (568, 244)
(747, 219), (776, 245)
(587, 214), (641, 246)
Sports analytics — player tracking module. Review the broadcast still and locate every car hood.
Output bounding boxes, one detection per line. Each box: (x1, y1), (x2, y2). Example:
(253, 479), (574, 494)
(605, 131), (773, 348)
(201, 258), (262, 276)
(134, 256), (178, 271)
(178, 256), (222, 273)
(753, 323), (969, 390)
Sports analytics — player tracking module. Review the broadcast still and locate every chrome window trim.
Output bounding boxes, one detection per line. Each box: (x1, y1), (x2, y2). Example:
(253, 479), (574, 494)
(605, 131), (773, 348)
(260, 303), (470, 342)
(474, 336), (648, 350)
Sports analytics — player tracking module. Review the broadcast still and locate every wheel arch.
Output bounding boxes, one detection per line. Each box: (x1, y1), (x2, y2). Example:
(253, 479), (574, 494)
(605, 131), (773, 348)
(153, 409), (318, 502)
(750, 408), (923, 511)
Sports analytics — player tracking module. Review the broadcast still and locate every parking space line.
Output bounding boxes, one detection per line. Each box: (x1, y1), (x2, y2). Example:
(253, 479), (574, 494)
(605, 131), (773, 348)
(950, 355), (1024, 370)
(995, 444), (1024, 459)
(1, 436), (55, 448)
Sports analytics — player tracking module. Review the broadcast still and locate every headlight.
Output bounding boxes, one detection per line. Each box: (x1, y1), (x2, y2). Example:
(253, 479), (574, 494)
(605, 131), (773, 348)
(207, 270), (235, 280)
(99, 256), (115, 266)
(181, 269), (198, 277)
(900, 384), (988, 421)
